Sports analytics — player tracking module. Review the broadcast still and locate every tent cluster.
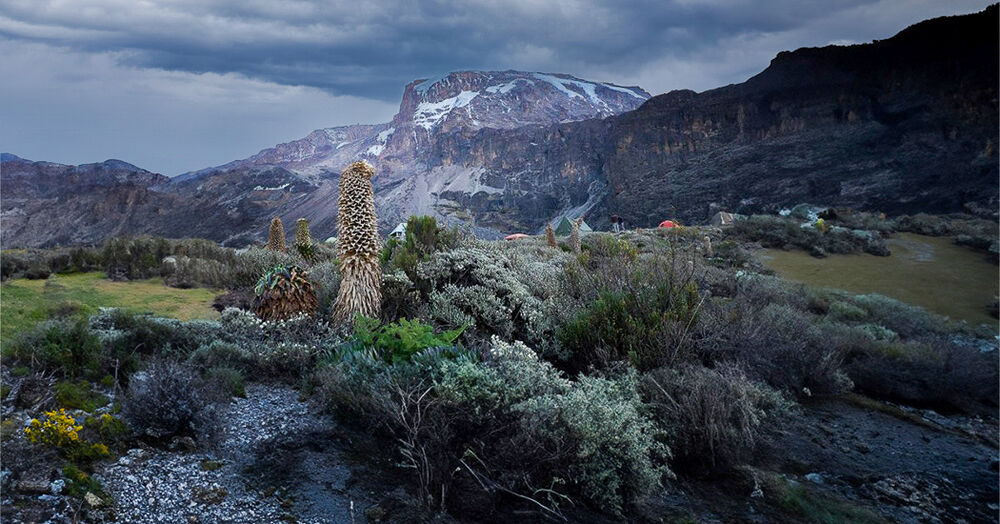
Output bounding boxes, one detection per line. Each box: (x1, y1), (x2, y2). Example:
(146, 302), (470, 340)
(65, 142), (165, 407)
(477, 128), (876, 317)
(502, 210), (737, 239)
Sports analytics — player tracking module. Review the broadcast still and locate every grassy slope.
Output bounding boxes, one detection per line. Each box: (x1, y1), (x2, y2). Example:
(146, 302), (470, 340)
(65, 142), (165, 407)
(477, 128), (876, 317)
(0, 272), (221, 344)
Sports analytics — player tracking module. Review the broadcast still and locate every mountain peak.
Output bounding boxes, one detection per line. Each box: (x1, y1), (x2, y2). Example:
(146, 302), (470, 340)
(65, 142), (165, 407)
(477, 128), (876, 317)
(400, 70), (650, 132)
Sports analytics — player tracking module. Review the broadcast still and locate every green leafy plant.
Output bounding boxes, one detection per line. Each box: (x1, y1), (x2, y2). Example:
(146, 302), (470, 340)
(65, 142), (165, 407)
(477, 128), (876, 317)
(354, 316), (464, 363)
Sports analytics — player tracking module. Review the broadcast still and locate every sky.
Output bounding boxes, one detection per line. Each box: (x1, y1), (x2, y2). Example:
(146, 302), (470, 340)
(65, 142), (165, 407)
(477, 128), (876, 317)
(0, 0), (992, 175)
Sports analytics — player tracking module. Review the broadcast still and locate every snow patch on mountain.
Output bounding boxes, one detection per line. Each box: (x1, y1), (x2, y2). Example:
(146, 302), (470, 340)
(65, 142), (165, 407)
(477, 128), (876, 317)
(413, 91), (479, 130)
(485, 78), (534, 94)
(531, 73), (646, 104)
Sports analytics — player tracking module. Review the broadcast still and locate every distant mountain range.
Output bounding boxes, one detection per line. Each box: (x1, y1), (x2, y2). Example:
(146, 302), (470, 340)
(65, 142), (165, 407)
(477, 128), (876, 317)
(2, 6), (996, 248)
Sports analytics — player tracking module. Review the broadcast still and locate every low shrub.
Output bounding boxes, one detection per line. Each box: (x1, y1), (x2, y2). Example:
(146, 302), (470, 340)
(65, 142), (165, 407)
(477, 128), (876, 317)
(8, 318), (103, 378)
(93, 309), (222, 380)
(558, 283), (700, 371)
(731, 215), (889, 257)
(103, 236), (172, 281)
(513, 370), (671, 515)
(187, 341), (254, 374)
(122, 359), (222, 442)
(416, 247), (554, 352)
(317, 339), (669, 517)
(54, 380), (109, 412)
(24, 408), (111, 463)
(643, 364), (792, 471)
(162, 255), (232, 289)
(845, 337), (999, 414)
(697, 301), (855, 396)
(205, 366), (246, 398)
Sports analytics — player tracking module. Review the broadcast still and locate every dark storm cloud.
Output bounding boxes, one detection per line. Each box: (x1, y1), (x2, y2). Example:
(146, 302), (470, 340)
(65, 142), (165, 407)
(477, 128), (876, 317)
(2, 0), (978, 101)
(0, 0), (991, 174)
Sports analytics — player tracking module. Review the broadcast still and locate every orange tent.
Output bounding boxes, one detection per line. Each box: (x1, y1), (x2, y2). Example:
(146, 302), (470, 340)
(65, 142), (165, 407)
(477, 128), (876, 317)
(658, 220), (678, 228)
(504, 233), (530, 241)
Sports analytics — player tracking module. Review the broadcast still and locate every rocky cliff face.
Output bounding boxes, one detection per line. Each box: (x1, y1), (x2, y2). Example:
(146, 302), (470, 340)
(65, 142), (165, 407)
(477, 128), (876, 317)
(0, 154), (175, 246)
(2, 7), (996, 248)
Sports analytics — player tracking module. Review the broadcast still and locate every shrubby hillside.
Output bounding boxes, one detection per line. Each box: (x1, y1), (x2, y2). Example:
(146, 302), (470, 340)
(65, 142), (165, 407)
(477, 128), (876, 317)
(2, 213), (996, 522)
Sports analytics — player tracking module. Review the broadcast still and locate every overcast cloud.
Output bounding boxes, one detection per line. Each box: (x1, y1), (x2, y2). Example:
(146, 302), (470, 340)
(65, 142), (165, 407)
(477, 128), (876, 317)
(0, 0), (991, 174)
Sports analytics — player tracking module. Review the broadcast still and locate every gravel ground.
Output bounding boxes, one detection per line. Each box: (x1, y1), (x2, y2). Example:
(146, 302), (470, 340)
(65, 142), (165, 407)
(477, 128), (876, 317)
(101, 384), (376, 523)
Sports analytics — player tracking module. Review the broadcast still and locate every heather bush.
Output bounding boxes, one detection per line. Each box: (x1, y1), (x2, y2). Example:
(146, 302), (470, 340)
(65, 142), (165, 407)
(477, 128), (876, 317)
(559, 283), (700, 371)
(102, 236), (172, 280)
(8, 318), (103, 378)
(171, 238), (238, 265)
(845, 336), (998, 414)
(382, 215), (461, 282)
(162, 255), (232, 288)
(557, 244), (701, 370)
(731, 215), (889, 256)
(1, 247), (102, 280)
(643, 364), (792, 471)
(696, 301), (855, 396)
(122, 359), (222, 442)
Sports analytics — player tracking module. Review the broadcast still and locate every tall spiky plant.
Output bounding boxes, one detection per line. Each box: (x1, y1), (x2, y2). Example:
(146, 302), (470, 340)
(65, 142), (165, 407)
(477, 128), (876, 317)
(295, 218), (312, 247)
(332, 161), (382, 324)
(294, 218), (315, 261)
(545, 222), (557, 248)
(570, 217), (583, 254)
(267, 217), (286, 252)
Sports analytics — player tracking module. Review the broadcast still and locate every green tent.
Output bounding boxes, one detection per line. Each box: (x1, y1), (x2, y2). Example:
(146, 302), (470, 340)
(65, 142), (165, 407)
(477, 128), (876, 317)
(553, 216), (592, 236)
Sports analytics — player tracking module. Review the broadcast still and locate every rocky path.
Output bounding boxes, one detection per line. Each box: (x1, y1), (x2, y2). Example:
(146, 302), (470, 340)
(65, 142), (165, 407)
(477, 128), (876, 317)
(101, 385), (403, 523)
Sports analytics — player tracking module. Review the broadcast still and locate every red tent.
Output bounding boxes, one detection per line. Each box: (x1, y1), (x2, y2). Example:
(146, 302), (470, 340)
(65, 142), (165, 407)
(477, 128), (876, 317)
(658, 220), (678, 228)
(504, 233), (530, 241)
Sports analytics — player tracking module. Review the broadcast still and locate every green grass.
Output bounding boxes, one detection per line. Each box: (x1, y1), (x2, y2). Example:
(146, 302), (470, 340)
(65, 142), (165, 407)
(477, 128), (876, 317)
(762, 233), (999, 326)
(0, 272), (222, 345)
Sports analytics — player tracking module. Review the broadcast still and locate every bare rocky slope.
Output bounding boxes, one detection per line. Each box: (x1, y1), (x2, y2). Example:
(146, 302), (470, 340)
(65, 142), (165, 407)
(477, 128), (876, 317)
(1, 6), (996, 247)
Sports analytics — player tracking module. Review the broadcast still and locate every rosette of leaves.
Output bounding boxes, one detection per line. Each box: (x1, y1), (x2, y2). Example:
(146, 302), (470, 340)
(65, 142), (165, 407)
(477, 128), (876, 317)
(252, 265), (319, 321)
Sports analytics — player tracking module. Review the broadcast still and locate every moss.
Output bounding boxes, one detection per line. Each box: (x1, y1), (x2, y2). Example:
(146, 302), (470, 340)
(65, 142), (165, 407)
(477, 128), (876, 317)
(62, 464), (109, 501)
(771, 476), (881, 523)
(200, 459), (226, 471)
(11, 366), (31, 377)
(98, 374), (116, 389)
(55, 380), (109, 412)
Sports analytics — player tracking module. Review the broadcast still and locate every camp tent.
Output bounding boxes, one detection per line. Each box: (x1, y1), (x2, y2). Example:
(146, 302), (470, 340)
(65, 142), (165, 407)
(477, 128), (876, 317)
(504, 233), (530, 241)
(658, 220), (678, 228)
(388, 223), (407, 240)
(553, 216), (592, 236)
(709, 212), (734, 227)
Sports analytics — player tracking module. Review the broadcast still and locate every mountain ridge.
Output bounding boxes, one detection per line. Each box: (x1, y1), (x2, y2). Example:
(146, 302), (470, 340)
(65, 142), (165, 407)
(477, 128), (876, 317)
(2, 6), (996, 247)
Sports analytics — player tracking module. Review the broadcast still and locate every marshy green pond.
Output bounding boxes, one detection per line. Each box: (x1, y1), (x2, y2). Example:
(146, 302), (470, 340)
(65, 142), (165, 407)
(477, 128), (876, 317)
(762, 233), (999, 327)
